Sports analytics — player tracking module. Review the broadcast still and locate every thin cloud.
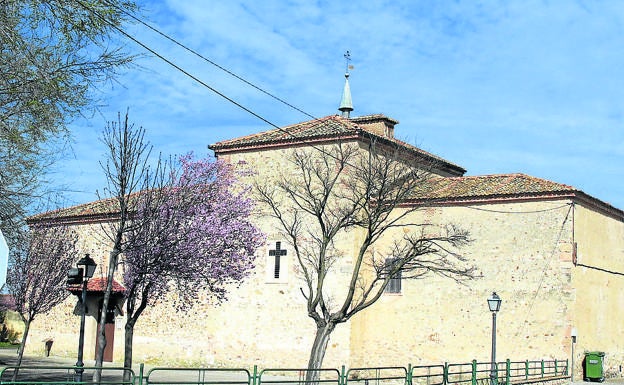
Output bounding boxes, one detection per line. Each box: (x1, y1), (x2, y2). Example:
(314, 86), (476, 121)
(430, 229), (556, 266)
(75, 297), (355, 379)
(52, 0), (624, 210)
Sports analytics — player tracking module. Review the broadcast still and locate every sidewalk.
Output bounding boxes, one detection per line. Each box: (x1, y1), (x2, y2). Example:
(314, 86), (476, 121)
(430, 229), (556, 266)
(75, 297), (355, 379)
(3, 349), (624, 385)
(0, 348), (257, 383)
(0, 348), (129, 382)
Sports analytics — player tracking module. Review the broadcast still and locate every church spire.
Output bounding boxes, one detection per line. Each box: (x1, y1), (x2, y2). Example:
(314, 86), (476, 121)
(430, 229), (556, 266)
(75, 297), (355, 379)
(338, 51), (353, 118)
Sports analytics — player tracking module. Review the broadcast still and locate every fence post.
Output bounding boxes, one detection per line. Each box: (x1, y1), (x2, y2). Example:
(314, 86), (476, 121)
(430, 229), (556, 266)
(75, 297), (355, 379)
(541, 360), (545, 378)
(505, 359), (510, 385)
(138, 363), (144, 385)
(554, 360), (558, 376)
(341, 365), (347, 385)
(253, 365), (258, 385)
(444, 362), (449, 385)
(566, 359), (570, 376)
(407, 364), (412, 385)
(472, 359), (477, 385)
(524, 361), (529, 380)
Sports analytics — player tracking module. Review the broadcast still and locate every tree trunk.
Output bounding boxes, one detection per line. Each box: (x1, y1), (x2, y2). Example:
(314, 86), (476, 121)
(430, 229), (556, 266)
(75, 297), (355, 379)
(305, 322), (336, 383)
(94, 248), (120, 382)
(123, 320), (135, 382)
(12, 319), (30, 381)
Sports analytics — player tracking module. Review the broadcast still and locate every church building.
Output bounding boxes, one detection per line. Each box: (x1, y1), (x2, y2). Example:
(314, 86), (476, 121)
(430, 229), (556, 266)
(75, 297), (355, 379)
(25, 73), (624, 378)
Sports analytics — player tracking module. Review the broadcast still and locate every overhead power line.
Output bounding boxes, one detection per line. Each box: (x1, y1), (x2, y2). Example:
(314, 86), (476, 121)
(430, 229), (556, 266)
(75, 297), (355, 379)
(101, 0), (317, 121)
(576, 263), (624, 277)
(75, 0), (359, 166)
(77, 0), (280, 130)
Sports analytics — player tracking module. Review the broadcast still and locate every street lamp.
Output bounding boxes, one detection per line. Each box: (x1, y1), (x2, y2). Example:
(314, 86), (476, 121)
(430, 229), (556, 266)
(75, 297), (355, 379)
(488, 292), (502, 385)
(74, 254), (97, 383)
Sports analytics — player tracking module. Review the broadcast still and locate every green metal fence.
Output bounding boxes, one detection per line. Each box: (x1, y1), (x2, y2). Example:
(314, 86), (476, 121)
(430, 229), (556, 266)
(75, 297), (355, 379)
(0, 358), (568, 385)
(0, 364), (134, 384)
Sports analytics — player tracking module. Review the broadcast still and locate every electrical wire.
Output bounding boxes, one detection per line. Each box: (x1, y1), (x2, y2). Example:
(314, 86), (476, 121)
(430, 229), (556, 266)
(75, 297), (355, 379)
(82, 2), (279, 130)
(512, 203), (573, 339)
(74, 0), (353, 164)
(575, 263), (624, 276)
(101, 0), (318, 122)
(67, 4), (624, 344)
(464, 203), (572, 215)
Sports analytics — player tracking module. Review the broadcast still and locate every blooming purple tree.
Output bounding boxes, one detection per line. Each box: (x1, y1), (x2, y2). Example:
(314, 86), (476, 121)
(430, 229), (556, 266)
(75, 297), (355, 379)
(6, 224), (79, 370)
(121, 153), (264, 375)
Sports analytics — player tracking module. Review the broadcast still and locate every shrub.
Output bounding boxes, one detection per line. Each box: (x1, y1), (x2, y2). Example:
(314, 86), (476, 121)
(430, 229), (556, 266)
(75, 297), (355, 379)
(0, 324), (21, 344)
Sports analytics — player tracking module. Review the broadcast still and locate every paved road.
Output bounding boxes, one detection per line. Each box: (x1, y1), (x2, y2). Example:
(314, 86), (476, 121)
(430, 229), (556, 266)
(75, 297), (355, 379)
(0, 348), (265, 383)
(0, 348), (130, 382)
(2, 349), (624, 385)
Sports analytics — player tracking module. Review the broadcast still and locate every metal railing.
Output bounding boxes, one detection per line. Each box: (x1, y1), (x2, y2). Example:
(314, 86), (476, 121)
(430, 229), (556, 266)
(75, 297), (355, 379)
(0, 364), (134, 384)
(0, 358), (568, 385)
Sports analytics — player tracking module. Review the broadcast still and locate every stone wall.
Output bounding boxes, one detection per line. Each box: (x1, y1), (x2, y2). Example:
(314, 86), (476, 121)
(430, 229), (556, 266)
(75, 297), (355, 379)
(24, 144), (624, 372)
(349, 200), (576, 367)
(571, 203), (624, 378)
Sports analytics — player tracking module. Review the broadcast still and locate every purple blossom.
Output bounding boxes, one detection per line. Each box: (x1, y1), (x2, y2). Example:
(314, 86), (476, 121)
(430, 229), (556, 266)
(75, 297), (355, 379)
(123, 153), (264, 313)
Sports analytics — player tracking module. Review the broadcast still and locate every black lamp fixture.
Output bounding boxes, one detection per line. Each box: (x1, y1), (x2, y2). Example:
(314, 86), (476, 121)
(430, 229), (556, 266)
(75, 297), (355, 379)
(73, 253), (97, 382)
(487, 291), (502, 312)
(488, 291), (502, 385)
(77, 254), (97, 279)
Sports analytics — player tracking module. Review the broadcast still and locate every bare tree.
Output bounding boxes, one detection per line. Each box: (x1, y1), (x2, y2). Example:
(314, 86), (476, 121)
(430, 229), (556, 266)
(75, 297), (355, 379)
(94, 111), (152, 379)
(5, 224), (79, 370)
(255, 138), (476, 377)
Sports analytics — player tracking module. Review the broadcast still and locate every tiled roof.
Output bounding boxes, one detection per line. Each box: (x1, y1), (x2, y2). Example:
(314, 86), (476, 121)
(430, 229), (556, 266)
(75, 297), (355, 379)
(27, 193), (146, 224)
(68, 277), (126, 294)
(411, 173), (576, 202)
(208, 114), (466, 175)
(211, 115), (349, 149)
(405, 173), (624, 220)
(32, 172), (622, 223)
(28, 197), (120, 222)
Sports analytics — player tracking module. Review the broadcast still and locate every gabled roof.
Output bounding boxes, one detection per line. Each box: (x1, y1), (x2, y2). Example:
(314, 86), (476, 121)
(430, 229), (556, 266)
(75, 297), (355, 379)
(28, 197), (119, 222)
(208, 114), (466, 176)
(28, 194), (139, 225)
(408, 173), (624, 220)
(30, 172), (623, 224)
(67, 277), (126, 295)
(412, 173), (575, 201)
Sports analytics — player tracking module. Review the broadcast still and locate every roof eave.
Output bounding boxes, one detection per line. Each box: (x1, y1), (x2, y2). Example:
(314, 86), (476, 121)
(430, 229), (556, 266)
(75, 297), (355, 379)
(210, 129), (466, 176)
(402, 190), (624, 222)
(210, 132), (361, 155)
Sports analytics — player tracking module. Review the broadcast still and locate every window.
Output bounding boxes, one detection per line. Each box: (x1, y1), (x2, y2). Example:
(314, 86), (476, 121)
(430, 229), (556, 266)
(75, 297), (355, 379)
(384, 258), (402, 293)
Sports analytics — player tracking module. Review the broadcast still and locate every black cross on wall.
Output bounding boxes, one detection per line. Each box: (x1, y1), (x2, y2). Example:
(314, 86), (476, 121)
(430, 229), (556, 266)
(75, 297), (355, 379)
(269, 241), (287, 279)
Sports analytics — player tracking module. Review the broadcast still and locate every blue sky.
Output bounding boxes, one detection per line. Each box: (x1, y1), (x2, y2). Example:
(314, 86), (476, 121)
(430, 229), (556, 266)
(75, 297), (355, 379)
(55, 0), (624, 210)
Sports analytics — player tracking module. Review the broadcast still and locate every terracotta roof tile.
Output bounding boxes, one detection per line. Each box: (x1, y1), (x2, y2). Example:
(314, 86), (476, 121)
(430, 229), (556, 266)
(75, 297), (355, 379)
(28, 197), (120, 221)
(411, 173), (576, 201)
(36, 173), (583, 222)
(210, 115), (356, 149)
(68, 277), (126, 294)
(209, 114), (465, 175)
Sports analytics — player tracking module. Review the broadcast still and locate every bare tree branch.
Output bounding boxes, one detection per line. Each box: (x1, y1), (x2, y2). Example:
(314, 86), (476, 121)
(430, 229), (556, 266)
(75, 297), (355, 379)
(255, 135), (477, 377)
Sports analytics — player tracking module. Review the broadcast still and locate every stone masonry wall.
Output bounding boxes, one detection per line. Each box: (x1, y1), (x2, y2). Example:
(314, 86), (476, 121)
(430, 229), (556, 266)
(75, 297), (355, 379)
(349, 200), (577, 367)
(25, 143), (624, 373)
(571, 203), (624, 379)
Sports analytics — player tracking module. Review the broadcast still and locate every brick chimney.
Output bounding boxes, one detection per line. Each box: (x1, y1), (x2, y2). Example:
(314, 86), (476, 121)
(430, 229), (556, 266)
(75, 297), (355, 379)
(350, 114), (398, 139)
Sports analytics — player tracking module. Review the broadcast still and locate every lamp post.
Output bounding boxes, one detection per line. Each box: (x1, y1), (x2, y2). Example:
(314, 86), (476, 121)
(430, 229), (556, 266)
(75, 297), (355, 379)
(487, 292), (502, 385)
(74, 254), (97, 383)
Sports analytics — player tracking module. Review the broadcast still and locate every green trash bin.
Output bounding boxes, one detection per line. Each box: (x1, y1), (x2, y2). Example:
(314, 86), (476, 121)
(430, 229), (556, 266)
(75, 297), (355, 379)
(584, 351), (605, 382)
